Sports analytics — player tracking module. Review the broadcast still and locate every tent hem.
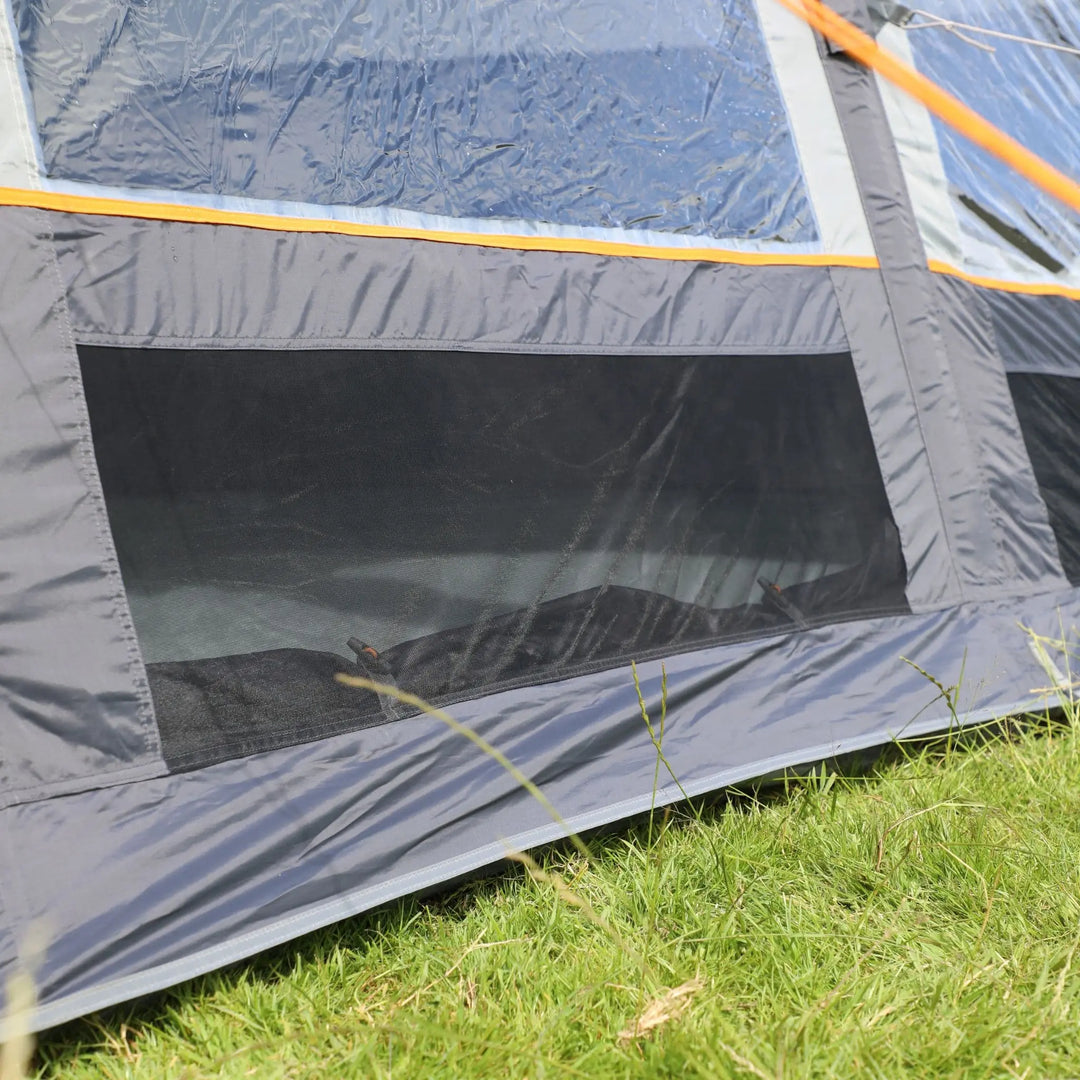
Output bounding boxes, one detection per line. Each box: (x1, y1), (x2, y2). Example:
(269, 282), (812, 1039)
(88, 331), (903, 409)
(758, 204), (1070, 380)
(4, 691), (1051, 1039)
(0, 761), (168, 812)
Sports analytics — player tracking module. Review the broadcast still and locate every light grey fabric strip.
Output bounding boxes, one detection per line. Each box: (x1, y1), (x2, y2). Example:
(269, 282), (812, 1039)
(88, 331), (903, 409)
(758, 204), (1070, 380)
(0, 0), (38, 190)
(753, 0), (874, 258)
(872, 22), (964, 271)
(0, 888), (14, 1020)
(0, 207), (162, 804)
(53, 214), (850, 355)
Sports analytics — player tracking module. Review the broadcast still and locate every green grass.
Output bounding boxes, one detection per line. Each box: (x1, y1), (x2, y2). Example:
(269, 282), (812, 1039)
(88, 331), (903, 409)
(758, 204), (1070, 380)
(25, 698), (1080, 1079)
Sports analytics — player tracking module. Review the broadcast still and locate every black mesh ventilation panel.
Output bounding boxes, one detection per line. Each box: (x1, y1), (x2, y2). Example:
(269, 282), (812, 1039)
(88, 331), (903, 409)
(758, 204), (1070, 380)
(78, 348), (909, 770)
(1008, 372), (1080, 583)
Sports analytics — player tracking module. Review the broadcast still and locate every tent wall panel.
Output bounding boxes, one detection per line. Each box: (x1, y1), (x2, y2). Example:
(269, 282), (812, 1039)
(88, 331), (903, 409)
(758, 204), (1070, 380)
(931, 276), (1067, 592)
(871, 22), (964, 275)
(3, 0), (1079, 1038)
(0, 0), (37, 190)
(0, 207), (161, 805)
(54, 215), (850, 354)
(1, 588), (1065, 1033)
(821, 8), (983, 604)
(752, 0), (874, 259)
(820, 8), (1067, 601)
(827, 266), (959, 609)
(0, 868), (18, 1008)
(995, 294), (1080, 580)
(876, 14), (1080, 293)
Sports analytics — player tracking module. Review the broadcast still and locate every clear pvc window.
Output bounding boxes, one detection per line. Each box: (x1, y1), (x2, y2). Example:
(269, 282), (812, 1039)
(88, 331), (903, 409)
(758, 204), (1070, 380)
(14, 0), (816, 243)
(897, 1), (1080, 278)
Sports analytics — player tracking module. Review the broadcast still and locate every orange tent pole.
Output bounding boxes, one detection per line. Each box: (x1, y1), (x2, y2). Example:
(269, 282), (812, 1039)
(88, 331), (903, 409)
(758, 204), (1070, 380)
(772, 0), (1080, 215)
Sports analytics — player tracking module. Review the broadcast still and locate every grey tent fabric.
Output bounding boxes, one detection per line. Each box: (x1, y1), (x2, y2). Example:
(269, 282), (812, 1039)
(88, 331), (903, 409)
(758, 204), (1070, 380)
(0, 902), (14, 1004)
(822, 30), (996, 600)
(931, 275), (1067, 591)
(0, 206), (161, 805)
(2, 0), (1080, 1039)
(828, 266), (960, 608)
(54, 215), (849, 355)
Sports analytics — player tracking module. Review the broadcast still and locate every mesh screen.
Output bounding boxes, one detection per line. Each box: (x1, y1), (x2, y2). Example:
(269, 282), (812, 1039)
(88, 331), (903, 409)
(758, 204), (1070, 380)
(1008, 372), (1080, 583)
(79, 347), (908, 770)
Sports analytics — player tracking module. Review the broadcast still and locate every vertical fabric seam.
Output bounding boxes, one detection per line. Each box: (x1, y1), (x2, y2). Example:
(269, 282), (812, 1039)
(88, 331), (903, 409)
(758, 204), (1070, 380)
(819, 52), (964, 602)
(32, 207), (160, 762)
(826, 266), (951, 606)
(752, 0), (874, 258)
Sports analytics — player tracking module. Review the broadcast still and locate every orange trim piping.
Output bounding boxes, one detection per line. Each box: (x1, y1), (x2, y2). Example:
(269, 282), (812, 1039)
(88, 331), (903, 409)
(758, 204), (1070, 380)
(4, 187), (1074, 296)
(928, 259), (1080, 300)
(772, 0), (1080, 216)
(0, 184), (879, 268)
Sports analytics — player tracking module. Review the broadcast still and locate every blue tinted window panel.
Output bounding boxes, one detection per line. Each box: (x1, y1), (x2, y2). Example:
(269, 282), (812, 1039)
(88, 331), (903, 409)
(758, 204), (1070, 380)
(903, 0), (1080, 272)
(11, 0), (817, 242)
